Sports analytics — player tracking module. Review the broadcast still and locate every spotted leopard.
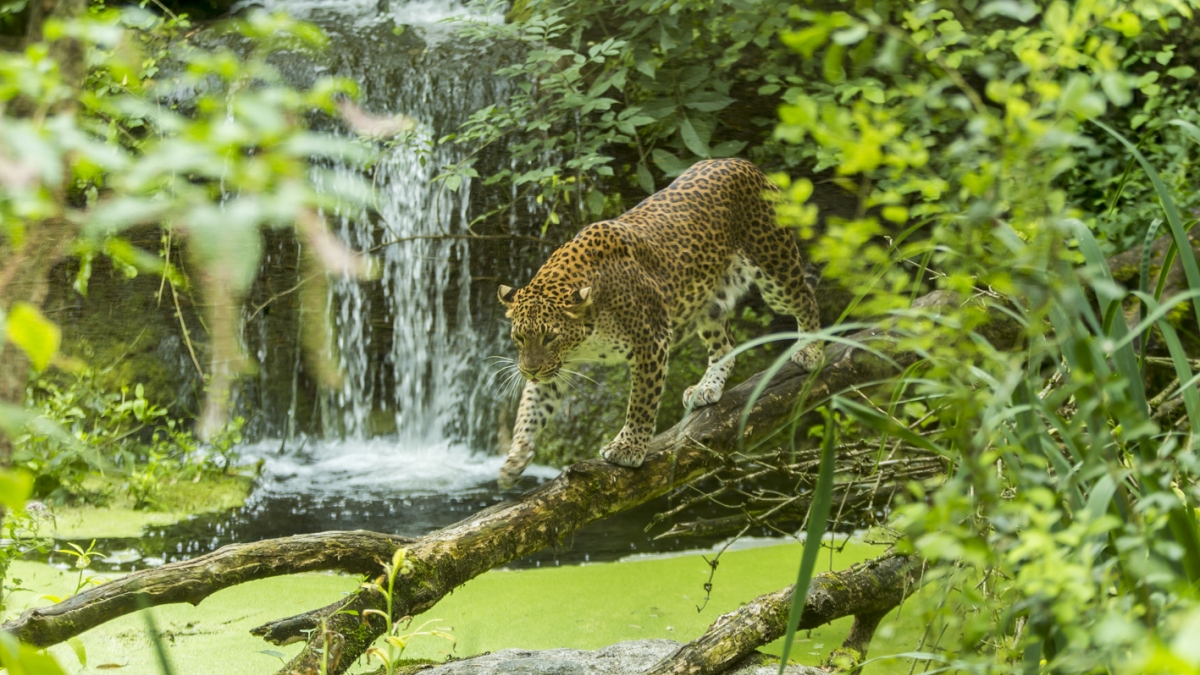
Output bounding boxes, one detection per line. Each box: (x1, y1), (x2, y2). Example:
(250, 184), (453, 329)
(496, 158), (823, 487)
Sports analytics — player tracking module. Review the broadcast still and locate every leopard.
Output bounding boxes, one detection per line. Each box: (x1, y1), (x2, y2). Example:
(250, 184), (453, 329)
(495, 158), (823, 488)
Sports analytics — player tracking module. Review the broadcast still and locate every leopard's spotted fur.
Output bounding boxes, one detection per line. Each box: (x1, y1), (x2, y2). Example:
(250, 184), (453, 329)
(496, 158), (822, 487)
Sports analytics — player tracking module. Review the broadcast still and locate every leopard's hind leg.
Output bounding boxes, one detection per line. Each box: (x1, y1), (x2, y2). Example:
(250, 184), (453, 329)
(743, 231), (824, 371)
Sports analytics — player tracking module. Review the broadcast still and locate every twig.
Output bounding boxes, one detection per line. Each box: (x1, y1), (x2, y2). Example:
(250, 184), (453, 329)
(169, 277), (204, 380)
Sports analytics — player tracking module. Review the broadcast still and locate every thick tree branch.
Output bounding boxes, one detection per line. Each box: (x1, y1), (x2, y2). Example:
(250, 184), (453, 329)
(1, 291), (1008, 673)
(0, 531), (411, 647)
(646, 553), (922, 675)
(268, 290), (1014, 675)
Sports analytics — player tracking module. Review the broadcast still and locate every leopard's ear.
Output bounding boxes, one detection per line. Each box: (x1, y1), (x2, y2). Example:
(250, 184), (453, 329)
(563, 286), (593, 320)
(498, 285), (518, 307)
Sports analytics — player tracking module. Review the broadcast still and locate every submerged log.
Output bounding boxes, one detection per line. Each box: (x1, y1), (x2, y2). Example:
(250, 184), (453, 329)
(0, 290), (1010, 675)
(645, 553), (922, 675)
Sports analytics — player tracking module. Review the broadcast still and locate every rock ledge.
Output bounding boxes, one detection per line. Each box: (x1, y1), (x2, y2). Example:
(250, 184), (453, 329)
(402, 639), (825, 674)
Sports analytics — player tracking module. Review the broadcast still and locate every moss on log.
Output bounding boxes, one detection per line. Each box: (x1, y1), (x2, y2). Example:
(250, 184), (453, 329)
(0, 531), (411, 647)
(266, 291), (1013, 675)
(1, 290), (1011, 675)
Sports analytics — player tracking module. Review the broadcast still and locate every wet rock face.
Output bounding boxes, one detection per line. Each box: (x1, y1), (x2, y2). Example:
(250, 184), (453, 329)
(414, 639), (823, 675)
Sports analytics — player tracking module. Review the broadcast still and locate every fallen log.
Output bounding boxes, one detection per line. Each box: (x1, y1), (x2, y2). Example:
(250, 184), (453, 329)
(266, 291), (1012, 675)
(1, 290), (1007, 675)
(645, 553), (922, 675)
(1, 531), (411, 647)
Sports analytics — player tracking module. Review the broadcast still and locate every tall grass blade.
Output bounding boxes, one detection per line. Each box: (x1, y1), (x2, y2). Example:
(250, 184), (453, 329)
(1091, 119), (1200, 334)
(776, 406), (838, 674)
(1139, 218), (1165, 366)
(1169, 119), (1200, 148)
(143, 614), (175, 675)
(835, 395), (942, 455)
(138, 599), (175, 675)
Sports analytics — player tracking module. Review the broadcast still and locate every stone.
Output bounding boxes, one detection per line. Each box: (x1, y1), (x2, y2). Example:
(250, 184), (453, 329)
(406, 639), (825, 675)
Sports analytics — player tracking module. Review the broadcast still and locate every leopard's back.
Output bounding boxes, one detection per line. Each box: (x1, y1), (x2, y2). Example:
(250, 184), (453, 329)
(604, 158), (791, 334)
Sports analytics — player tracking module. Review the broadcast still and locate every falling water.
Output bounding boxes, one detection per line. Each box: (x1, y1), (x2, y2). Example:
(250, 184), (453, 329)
(230, 0), (529, 490)
(323, 138), (476, 444)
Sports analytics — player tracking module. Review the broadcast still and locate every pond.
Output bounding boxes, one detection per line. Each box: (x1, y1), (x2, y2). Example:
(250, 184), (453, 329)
(51, 437), (812, 572)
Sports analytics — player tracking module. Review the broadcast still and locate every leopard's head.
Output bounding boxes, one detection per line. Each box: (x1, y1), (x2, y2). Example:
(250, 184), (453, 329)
(498, 284), (593, 383)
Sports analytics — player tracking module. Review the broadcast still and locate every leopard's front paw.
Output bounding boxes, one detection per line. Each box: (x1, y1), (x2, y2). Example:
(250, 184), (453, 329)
(683, 382), (723, 408)
(497, 440), (533, 489)
(791, 341), (824, 372)
(601, 437), (647, 468)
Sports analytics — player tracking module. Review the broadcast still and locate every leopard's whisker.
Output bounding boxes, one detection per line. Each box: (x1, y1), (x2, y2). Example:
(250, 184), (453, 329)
(485, 361), (519, 387)
(504, 371), (529, 399)
(490, 364), (524, 397)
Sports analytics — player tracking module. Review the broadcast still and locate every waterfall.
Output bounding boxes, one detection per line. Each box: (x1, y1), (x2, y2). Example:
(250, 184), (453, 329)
(323, 138), (476, 443)
(233, 0), (528, 484)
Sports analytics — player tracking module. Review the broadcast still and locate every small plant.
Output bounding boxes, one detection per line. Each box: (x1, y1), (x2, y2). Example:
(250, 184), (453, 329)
(202, 417), (245, 474)
(16, 371), (248, 508)
(50, 540), (108, 599)
(0, 502), (55, 614)
(362, 549), (455, 675)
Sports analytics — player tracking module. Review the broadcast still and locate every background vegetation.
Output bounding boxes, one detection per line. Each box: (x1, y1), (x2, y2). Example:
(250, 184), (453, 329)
(450, 0), (1200, 671)
(3, 0), (1200, 672)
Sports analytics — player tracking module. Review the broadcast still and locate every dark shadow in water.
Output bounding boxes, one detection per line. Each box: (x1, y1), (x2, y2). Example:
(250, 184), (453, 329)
(43, 472), (878, 573)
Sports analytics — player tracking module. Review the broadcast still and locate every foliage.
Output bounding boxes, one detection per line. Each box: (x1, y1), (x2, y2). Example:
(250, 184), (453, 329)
(762, 1), (1200, 673)
(362, 548), (456, 675)
(0, 4), (376, 440)
(450, 0), (807, 232)
(459, 0), (1200, 671)
(15, 369), (246, 507)
(0, 503), (53, 613)
(450, 0), (1197, 253)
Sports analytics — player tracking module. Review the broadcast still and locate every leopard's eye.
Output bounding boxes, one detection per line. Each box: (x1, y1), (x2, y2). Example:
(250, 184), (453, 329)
(544, 333), (558, 345)
(513, 333), (525, 345)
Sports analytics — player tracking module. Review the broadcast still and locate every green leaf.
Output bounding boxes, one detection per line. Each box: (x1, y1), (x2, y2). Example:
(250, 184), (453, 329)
(978, 0), (1040, 20)
(651, 149), (689, 177)
(679, 117), (711, 158)
(682, 91), (735, 113)
(586, 189), (605, 216)
(781, 25), (830, 58)
(1100, 72), (1132, 107)
(66, 638), (86, 668)
(0, 632), (65, 675)
(634, 51), (655, 79)
(636, 162), (655, 194)
(1167, 65), (1196, 80)
(823, 43), (846, 84)
(831, 24), (867, 46)
(5, 302), (60, 371)
(709, 140), (748, 158)
(0, 470), (32, 513)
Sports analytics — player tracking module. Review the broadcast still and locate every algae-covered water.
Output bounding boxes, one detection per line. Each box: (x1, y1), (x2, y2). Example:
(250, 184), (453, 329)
(47, 437), (839, 573)
(17, 538), (923, 675)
